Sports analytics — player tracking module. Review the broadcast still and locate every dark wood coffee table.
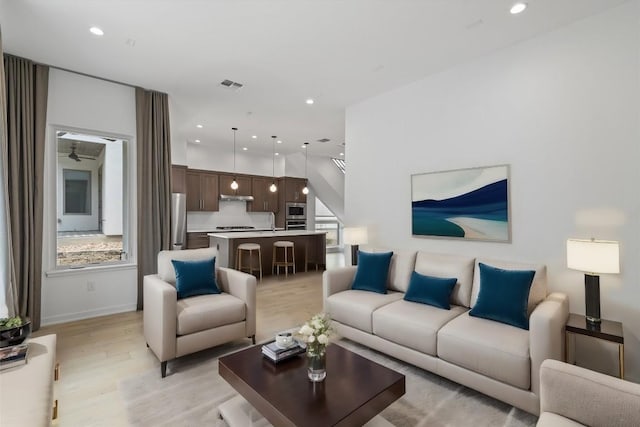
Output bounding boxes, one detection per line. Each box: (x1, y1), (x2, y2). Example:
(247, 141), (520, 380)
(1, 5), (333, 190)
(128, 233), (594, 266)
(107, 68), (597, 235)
(218, 343), (405, 427)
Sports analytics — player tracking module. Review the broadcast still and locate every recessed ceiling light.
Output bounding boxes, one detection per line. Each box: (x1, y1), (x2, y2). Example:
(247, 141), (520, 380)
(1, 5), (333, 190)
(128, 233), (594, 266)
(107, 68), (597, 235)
(277, 140), (282, 144)
(89, 26), (104, 36)
(275, 152), (280, 156)
(339, 152), (344, 156)
(196, 124), (203, 128)
(301, 145), (307, 148)
(242, 147), (248, 151)
(195, 139), (200, 143)
(306, 99), (314, 105)
(252, 135), (257, 139)
(510, 2), (527, 14)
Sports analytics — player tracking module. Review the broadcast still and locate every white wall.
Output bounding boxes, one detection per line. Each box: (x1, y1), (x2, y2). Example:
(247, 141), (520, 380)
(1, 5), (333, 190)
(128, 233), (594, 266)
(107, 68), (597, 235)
(346, 3), (640, 380)
(186, 142), (285, 177)
(43, 69), (137, 325)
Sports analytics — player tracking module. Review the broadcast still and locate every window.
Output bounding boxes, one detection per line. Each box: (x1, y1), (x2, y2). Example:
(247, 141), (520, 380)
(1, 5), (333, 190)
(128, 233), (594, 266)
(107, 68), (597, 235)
(315, 197), (341, 250)
(63, 169), (91, 214)
(332, 158), (345, 174)
(55, 129), (129, 267)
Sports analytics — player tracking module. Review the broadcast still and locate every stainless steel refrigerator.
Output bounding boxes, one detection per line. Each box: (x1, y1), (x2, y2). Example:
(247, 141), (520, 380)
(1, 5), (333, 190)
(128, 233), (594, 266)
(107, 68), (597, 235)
(171, 193), (187, 250)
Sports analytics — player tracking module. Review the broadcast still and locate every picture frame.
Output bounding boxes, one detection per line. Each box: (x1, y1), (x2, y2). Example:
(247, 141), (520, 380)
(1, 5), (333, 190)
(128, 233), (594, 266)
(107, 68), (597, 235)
(411, 164), (511, 242)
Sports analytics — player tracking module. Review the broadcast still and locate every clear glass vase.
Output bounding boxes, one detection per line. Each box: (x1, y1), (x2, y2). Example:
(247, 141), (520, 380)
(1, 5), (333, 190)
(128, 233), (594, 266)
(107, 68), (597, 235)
(307, 351), (326, 382)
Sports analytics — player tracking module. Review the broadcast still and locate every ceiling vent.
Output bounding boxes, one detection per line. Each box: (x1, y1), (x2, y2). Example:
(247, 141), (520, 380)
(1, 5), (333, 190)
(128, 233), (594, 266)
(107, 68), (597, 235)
(317, 138), (331, 143)
(220, 79), (243, 90)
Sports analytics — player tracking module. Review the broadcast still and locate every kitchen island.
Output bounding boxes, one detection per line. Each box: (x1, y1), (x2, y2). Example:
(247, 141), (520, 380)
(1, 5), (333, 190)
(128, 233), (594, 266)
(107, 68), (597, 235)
(209, 230), (326, 276)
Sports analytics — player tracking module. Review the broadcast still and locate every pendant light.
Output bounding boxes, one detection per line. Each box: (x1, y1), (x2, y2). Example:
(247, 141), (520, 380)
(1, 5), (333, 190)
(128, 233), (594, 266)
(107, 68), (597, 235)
(302, 142), (309, 195)
(230, 127), (239, 190)
(269, 135), (277, 192)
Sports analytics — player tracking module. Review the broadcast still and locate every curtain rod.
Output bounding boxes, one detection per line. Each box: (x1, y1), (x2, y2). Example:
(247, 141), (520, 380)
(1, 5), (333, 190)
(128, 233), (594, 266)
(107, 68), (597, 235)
(4, 52), (140, 90)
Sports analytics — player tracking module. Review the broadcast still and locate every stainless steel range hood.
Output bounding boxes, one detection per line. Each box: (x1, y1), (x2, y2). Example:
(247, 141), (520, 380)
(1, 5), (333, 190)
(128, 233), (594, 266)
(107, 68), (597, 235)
(219, 194), (255, 202)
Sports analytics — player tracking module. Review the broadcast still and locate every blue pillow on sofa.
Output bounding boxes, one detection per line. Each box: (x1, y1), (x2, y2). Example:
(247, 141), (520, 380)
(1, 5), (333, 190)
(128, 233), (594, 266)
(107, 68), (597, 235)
(403, 271), (458, 310)
(171, 257), (221, 299)
(351, 251), (393, 294)
(469, 262), (535, 330)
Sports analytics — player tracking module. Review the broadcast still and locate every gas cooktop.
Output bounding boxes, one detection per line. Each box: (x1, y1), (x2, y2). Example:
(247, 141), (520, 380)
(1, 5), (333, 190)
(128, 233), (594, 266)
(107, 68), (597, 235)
(215, 226), (256, 230)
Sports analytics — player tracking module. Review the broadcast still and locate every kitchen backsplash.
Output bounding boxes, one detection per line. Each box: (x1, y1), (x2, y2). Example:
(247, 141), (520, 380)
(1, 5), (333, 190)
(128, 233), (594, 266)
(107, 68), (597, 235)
(187, 201), (273, 231)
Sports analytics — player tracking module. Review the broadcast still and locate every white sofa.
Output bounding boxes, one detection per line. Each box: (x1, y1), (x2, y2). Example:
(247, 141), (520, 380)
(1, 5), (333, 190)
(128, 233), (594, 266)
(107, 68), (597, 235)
(323, 250), (569, 415)
(144, 248), (257, 377)
(538, 359), (640, 426)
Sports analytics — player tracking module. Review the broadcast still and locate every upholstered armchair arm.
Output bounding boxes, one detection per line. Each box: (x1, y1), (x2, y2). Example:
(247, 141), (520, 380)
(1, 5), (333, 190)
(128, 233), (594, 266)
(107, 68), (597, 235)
(529, 292), (569, 398)
(322, 266), (357, 310)
(217, 267), (257, 338)
(143, 274), (177, 363)
(539, 359), (640, 426)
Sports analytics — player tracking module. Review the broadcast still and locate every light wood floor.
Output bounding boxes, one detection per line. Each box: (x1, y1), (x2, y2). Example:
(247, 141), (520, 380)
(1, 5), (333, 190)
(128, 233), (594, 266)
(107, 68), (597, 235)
(34, 271), (324, 427)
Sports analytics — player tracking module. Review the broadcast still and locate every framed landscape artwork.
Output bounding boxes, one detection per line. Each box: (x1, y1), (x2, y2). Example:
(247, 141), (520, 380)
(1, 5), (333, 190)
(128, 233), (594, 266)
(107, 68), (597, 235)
(411, 164), (511, 242)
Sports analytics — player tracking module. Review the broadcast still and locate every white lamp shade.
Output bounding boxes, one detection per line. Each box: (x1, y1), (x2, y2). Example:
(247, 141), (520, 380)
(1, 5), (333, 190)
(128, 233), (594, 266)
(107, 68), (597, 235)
(566, 239), (620, 274)
(344, 227), (368, 245)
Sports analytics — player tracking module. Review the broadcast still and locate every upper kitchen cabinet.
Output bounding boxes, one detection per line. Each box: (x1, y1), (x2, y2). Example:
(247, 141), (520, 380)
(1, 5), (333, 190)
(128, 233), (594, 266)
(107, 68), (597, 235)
(219, 174), (252, 197)
(186, 170), (219, 211)
(282, 177), (308, 203)
(249, 176), (278, 212)
(171, 165), (187, 193)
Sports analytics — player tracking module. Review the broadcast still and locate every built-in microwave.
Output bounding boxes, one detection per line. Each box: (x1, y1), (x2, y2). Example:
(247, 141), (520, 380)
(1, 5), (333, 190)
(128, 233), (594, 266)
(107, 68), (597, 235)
(286, 202), (306, 220)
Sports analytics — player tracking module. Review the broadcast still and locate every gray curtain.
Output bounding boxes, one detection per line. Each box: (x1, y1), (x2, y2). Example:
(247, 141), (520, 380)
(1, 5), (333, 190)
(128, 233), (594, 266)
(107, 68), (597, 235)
(3, 54), (49, 329)
(136, 87), (172, 310)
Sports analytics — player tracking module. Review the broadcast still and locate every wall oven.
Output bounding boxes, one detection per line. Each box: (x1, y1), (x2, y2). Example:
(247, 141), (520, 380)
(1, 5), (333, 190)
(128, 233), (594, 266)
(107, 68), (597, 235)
(286, 220), (307, 231)
(286, 202), (306, 220)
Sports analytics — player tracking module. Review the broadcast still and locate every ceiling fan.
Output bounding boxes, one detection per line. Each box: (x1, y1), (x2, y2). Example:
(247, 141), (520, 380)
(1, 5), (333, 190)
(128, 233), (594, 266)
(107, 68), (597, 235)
(68, 145), (96, 162)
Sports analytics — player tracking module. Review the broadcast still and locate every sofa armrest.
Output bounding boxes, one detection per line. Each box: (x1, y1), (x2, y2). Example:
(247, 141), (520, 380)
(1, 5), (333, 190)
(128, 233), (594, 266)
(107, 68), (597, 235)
(529, 292), (569, 396)
(143, 274), (177, 362)
(217, 267), (257, 338)
(322, 266), (357, 310)
(539, 359), (640, 426)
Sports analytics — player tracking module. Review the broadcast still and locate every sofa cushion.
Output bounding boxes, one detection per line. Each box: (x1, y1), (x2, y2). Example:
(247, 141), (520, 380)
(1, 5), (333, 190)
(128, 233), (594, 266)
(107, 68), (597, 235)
(373, 300), (467, 356)
(326, 290), (403, 333)
(351, 251), (393, 294)
(158, 248), (218, 284)
(172, 257), (221, 299)
(366, 248), (417, 293)
(404, 271), (457, 310)
(469, 263), (535, 330)
(176, 293), (246, 336)
(414, 252), (475, 307)
(471, 258), (547, 315)
(437, 312), (531, 390)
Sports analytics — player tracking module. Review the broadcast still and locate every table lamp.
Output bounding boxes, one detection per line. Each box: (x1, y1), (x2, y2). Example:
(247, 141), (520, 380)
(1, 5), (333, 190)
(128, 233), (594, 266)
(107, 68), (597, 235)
(344, 227), (368, 266)
(566, 238), (620, 324)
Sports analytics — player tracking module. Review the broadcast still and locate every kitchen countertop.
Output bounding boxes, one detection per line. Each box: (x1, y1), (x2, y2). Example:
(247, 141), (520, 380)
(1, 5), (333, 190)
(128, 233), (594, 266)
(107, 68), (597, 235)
(208, 230), (326, 239)
(188, 228), (285, 233)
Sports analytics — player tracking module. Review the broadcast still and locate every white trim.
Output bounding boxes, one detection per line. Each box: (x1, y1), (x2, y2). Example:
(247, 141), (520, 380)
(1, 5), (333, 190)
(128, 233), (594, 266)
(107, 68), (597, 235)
(45, 262), (136, 278)
(41, 303), (137, 326)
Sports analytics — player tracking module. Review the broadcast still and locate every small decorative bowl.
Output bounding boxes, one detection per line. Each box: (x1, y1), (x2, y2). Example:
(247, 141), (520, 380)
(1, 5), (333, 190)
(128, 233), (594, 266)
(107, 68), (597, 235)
(0, 319), (31, 348)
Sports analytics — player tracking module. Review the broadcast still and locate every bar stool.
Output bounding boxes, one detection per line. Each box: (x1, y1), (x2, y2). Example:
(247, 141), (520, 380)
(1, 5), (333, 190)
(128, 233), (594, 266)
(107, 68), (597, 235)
(236, 243), (262, 281)
(272, 241), (295, 277)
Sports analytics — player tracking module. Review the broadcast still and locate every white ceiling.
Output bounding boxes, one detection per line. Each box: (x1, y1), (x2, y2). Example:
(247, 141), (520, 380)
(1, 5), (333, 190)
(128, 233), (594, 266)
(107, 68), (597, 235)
(0, 0), (627, 158)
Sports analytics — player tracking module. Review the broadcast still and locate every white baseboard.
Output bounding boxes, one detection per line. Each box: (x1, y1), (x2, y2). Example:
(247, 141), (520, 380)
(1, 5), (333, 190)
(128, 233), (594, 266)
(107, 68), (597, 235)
(42, 303), (137, 326)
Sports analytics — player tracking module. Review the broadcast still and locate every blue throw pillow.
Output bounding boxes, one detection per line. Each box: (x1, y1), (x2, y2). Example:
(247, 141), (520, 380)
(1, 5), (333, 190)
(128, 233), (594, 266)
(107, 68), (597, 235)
(350, 251), (393, 294)
(171, 257), (221, 299)
(403, 271), (457, 310)
(469, 263), (535, 330)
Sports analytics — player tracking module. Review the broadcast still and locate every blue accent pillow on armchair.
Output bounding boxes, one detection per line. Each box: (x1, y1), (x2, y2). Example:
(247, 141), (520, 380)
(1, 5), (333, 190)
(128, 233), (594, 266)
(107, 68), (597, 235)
(350, 251), (393, 294)
(171, 257), (221, 299)
(403, 271), (458, 310)
(469, 262), (535, 330)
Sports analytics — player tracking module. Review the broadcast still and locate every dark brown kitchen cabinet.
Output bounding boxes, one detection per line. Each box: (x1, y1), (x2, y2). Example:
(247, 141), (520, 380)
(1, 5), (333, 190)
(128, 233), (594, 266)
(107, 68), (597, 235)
(249, 176), (278, 212)
(283, 177), (308, 203)
(186, 232), (210, 249)
(219, 174), (252, 197)
(171, 165), (187, 193)
(186, 170), (219, 211)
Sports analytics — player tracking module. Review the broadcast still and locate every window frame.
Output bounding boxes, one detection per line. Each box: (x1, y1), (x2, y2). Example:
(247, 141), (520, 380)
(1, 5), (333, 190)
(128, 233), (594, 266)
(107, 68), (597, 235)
(49, 125), (134, 272)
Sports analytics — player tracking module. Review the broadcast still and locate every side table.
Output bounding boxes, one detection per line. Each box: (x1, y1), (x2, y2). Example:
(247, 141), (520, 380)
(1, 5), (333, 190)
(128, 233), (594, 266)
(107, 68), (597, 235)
(565, 313), (624, 378)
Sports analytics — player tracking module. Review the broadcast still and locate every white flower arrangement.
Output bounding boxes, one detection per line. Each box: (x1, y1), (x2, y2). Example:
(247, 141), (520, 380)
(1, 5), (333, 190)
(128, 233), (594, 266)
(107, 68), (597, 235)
(298, 312), (332, 356)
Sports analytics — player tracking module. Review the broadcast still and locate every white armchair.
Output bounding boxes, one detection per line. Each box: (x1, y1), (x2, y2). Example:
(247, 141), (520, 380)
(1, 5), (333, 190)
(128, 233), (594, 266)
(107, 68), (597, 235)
(143, 248), (257, 377)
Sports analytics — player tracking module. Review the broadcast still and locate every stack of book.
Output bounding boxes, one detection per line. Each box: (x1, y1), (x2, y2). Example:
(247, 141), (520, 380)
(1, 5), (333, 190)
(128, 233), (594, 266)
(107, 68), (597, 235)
(262, 340), (306, 363)
(0, 343), (29, 371)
